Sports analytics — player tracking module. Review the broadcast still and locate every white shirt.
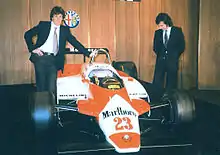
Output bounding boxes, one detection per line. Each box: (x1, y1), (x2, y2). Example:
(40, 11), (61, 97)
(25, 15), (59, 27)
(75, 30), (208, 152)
(163, 26), (171, 44)
(39, 21), (60, 54)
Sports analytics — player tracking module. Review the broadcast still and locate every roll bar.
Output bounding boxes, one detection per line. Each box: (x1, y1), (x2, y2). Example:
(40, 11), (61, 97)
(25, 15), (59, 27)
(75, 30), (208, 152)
(64, 48), (109, 63)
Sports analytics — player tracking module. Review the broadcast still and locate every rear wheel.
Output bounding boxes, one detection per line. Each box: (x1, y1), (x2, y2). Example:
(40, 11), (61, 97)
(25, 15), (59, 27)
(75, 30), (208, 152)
(161, 90), (196, 124)
(29, 91), (57, 155)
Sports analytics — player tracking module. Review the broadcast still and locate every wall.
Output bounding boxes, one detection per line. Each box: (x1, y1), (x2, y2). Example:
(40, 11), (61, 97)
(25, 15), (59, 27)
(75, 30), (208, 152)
(0, 0), (199, 90)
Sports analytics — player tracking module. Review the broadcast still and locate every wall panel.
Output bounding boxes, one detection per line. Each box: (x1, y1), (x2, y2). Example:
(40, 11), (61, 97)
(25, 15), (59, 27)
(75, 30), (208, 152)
(198, 0), (220, 89)
(115, 1), (140, 71)
(139, 0), (162, 82)
(61, 0), (90, 64)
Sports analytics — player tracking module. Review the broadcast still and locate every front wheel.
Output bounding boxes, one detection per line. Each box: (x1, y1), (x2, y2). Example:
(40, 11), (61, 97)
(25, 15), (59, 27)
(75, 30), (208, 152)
(161, 90), (196, 124)
(29, 91), (57, 155)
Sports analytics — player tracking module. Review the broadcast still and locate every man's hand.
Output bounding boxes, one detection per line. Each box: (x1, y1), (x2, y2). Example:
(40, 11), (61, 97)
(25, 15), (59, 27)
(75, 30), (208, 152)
(32, 48), (43, 56)
(89, 49), (98, 58)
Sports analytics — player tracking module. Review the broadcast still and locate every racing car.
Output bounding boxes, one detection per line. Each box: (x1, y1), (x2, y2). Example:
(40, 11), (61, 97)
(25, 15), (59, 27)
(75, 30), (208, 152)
(31, 48), (196, 154)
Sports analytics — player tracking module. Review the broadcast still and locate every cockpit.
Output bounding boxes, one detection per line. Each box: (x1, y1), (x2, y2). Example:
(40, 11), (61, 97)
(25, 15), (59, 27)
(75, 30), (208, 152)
(88, 69), (124, 90)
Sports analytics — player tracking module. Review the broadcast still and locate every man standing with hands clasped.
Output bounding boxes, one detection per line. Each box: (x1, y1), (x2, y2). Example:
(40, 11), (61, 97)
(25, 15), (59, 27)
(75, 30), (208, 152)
(152, 13), (185, 90)
(24, 6), (97, 93)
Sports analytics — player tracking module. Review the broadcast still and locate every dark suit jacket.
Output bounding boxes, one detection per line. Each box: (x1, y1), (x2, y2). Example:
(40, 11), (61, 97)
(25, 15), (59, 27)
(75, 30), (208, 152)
(24, 21), (90, 71)
(153, 26), (185, 70)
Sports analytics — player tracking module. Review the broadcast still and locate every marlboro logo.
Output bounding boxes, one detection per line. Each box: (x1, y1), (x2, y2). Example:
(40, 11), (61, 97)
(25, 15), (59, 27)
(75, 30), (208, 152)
(102, 107), (137, 119)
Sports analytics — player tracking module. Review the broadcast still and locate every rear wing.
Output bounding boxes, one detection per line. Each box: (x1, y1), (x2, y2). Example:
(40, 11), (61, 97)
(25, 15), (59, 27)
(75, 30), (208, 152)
(64, 48), (109, 62)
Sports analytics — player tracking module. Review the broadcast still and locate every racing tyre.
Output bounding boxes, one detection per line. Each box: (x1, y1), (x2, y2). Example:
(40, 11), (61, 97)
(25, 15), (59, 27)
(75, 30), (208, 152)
(29, 91), (57, 155)
(161, 90), (196, 124)
(112, 61), (138, 78)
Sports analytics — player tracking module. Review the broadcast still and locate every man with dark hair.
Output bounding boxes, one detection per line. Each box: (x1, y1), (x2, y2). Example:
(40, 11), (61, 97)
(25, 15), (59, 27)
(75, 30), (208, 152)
(153, 13), (185, 90)
(24, 6), (96, 93)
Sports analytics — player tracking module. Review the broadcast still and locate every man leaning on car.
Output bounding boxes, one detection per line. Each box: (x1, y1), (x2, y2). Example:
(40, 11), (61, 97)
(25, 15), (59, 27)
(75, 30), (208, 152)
(24, 6), (97, 94)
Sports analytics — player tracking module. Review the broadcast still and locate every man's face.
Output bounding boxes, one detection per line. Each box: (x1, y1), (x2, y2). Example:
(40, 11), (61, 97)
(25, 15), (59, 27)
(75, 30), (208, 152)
(158, 21), (169, 30)
(52, 13), (63, 26)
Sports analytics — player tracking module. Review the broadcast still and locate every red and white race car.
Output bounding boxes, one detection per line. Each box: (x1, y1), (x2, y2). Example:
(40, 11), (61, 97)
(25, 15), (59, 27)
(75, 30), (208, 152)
(31, 48), (196, 154)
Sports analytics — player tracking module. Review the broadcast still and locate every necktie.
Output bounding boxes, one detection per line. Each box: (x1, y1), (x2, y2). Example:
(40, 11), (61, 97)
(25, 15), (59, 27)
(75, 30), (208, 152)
(164, 30), (168, 47)
(53, 27), (58, 55)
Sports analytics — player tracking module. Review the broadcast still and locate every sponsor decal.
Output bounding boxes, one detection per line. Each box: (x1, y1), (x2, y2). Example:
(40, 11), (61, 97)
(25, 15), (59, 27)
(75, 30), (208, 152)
(64, 10), (80, 28)
(102, 107), (137, 119)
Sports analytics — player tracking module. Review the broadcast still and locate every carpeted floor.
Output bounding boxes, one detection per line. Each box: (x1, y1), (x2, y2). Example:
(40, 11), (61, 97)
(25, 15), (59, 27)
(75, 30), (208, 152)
(1, 84), (220, 155)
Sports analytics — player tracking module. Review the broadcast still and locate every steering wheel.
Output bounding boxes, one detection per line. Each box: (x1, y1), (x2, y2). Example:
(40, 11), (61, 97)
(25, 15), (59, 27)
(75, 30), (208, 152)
(89, 48), (112, 64)
(100, 76), (123, 90)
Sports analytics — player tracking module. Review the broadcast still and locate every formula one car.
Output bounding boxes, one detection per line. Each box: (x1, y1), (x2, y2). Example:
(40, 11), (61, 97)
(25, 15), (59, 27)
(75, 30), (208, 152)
(31, 48), (196, 154)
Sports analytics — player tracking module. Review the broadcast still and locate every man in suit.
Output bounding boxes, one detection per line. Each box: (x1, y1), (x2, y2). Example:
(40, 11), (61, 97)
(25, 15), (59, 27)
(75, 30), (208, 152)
(153, 13), (185, 90)
(24, 6), (96, 93)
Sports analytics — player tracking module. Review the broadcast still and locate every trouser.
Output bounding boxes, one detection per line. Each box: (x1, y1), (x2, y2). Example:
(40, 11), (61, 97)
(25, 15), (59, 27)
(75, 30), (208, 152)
(33, 55), (57, 93)
(153, 58), (178, 90)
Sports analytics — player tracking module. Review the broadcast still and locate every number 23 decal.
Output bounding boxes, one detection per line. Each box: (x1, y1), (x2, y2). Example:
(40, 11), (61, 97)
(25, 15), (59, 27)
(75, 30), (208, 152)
(114, 117), (133, 130)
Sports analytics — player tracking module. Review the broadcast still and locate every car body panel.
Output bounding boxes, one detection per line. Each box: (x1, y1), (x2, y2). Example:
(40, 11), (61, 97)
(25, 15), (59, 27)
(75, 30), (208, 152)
(56, 61), (151, 153)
